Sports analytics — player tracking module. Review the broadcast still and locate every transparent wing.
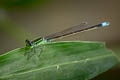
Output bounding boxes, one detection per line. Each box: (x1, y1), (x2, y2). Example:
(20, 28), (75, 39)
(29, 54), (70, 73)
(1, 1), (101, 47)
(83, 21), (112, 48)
(44, 22), (94, 40)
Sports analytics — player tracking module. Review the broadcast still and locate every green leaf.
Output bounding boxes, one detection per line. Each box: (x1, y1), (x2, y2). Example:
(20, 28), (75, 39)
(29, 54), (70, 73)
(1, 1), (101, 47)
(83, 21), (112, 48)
(0, 41), (119, 80)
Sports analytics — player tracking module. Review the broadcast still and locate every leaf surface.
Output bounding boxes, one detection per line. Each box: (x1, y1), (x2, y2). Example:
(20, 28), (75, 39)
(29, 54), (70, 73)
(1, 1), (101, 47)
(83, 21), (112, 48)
(0, 41), (119, 80)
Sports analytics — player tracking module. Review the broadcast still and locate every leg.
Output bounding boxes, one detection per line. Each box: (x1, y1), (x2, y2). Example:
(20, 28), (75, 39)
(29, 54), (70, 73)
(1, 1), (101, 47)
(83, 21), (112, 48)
(27, 45), (38, 60)
(38, 45), (44, 58)
(38, 47), (43, 57)
(27, 48), (33, 60)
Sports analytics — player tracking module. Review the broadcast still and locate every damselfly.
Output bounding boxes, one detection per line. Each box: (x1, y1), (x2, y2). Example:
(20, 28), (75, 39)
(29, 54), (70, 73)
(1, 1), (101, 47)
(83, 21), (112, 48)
(25, 22), (110, 60)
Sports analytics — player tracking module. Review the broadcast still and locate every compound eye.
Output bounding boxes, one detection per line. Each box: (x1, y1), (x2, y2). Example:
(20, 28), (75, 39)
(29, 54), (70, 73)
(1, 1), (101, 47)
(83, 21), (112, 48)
(25, 39), (32, 46)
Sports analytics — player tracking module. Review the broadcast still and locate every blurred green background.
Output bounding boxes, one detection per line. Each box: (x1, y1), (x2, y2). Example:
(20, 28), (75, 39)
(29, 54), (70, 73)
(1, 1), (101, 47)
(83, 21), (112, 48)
(0, 0), (120, 80)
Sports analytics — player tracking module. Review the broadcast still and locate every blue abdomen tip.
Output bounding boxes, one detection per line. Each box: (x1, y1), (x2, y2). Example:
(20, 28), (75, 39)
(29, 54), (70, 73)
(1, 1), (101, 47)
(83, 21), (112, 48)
(101, 22), (110, 27)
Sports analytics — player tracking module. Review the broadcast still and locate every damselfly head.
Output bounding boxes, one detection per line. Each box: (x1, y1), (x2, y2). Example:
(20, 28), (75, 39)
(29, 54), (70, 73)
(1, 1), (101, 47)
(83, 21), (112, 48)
(25, 39), (33, 46)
